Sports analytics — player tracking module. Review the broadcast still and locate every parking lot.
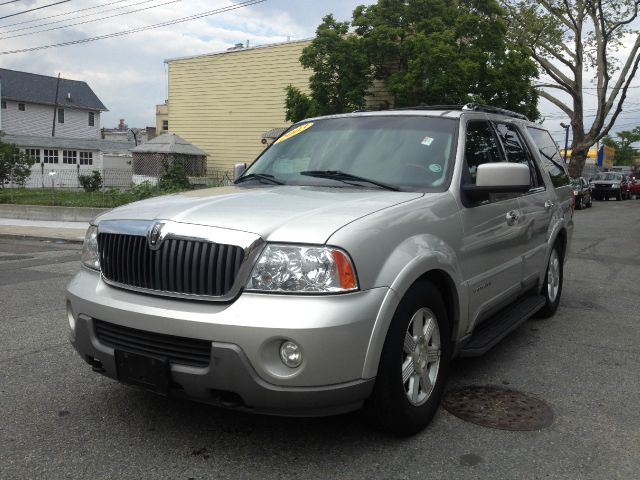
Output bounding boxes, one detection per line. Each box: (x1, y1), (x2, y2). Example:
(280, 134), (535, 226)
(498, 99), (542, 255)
(1, 200), (639, 480)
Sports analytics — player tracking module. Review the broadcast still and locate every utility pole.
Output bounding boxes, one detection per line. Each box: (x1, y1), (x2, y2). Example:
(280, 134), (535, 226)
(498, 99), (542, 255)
(560, 122), (570, 163)
(51, 73), (61, 137)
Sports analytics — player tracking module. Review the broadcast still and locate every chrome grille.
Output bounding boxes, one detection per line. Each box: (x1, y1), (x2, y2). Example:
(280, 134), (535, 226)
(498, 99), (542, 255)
(98, 233), (244, 297)
(94, 319), (211, 367)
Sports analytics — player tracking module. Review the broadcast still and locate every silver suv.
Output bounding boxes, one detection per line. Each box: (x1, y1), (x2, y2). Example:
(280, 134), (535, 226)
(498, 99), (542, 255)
(67, 105), (573, 435)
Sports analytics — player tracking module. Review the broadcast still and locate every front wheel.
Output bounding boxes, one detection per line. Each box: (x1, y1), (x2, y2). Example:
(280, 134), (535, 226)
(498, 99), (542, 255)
(366, 281), (450, 436)
(537, 243), (564, 318)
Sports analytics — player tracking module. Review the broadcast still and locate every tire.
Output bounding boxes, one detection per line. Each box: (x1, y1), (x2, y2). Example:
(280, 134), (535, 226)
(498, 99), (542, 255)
(587, 195), (593, 208)
(616, 190), (622, 201)
(366, 280), (451, 436)
(577, 196), (583, 209)
(537, 243), (564, 318)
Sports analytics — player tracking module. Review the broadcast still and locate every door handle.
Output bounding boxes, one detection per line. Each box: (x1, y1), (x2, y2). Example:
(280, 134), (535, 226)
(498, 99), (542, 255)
(506, 210), (520, 226)
(544, 200), (554, 210)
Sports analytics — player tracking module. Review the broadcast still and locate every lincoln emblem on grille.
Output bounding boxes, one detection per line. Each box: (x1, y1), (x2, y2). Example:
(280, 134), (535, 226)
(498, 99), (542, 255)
(148, 222), (164, 249)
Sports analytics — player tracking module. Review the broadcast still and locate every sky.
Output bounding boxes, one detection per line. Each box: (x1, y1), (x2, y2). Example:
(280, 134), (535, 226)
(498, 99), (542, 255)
(0, 0), (639, 145)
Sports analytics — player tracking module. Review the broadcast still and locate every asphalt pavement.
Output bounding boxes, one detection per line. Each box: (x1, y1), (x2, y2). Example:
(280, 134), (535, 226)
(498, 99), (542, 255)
(0, 200), (639, 479)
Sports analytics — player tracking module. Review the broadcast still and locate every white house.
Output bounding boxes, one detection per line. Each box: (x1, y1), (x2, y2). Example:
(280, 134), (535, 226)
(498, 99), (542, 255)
(0, 68), (106, 138)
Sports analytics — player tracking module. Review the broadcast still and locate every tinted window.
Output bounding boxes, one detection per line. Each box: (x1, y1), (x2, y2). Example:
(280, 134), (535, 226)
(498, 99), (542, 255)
(495, 123), (544, 188)
(464, 121), (503, 184)
(527, 127), (570, 187)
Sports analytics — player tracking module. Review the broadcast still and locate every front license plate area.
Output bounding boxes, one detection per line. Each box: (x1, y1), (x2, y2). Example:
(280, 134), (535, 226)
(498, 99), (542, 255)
(115, 350), (169, 395)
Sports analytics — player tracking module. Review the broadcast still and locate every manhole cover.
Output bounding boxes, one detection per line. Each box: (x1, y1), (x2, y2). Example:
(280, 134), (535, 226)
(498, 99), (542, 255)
(442, 385), (554, 431)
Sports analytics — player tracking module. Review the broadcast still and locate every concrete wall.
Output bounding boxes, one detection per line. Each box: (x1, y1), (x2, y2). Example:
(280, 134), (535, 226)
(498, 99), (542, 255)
(0, 204), (108, 222)
(167, 40), (312, 173)
(1, 99), (101, 138)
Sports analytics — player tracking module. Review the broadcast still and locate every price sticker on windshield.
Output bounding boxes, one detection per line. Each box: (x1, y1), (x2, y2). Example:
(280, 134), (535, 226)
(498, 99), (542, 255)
(274, 122), (314, 144)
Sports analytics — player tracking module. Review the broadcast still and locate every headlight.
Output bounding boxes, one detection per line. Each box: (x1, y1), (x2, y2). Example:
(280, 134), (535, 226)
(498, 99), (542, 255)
(246, 244), (358, 293)
(81, 225), (100, 271)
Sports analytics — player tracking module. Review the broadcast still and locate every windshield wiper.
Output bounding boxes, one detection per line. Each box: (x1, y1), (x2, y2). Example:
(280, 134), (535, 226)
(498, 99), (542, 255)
(234, 173), (284, 185)
(300, 170), (399, 191)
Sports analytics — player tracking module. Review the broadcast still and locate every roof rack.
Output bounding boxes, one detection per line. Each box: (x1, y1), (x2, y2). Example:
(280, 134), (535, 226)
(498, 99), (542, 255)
(394, 103), (529, 121)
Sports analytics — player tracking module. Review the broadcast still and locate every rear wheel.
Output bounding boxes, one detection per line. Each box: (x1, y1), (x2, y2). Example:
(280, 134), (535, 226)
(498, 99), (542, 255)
(366, 281), (450, 436)
(587, 195), (593, 208)
(577, 196), (584, 209)
(537, 243), (563, 318)
(616, 190), (622, 201)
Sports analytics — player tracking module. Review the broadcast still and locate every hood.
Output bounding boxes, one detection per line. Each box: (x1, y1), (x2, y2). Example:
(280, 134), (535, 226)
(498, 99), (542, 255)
(95, 186), (424, 243)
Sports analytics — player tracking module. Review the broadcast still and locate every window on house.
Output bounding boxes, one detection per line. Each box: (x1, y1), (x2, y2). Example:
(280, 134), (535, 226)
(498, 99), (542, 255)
(79, 151), (93, 165)
(58, 108), (65, 124)
(25, 149), (41, 162)
(63, 150), (77, 164)
(1, 100), (6, 109)
(43, 149), (59, 164)
(18, 103), (25, 111)
(88, 112), (95, 127)
(162, 120), (168, 131)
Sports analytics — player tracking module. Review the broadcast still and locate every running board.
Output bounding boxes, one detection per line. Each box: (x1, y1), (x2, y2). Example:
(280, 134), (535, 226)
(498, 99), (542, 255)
(459, 294), (546, 357)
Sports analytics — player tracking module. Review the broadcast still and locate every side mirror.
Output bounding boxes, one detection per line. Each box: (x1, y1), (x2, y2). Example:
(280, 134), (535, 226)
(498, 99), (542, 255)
(234, 163), (247, 180)
(463, 163), (530, 201)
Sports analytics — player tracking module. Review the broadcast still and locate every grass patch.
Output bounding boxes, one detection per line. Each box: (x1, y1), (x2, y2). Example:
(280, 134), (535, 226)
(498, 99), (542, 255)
(0, 188), (135, 208)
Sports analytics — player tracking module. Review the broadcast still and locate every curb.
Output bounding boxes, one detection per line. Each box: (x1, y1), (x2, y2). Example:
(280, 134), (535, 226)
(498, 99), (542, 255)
(0, 233), (84, 244)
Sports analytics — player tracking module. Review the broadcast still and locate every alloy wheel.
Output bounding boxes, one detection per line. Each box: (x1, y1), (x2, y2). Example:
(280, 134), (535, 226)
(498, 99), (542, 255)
(402, 308), (441, 406)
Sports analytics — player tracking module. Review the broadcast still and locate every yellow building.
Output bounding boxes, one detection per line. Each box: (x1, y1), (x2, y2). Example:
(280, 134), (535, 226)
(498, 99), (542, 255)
(165, 40), (312, 174)
(156, 102), (169, 134)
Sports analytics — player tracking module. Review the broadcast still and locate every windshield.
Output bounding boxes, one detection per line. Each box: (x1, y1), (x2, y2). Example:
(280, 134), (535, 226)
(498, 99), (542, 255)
(242, 115), (457, 190)
(593, 173), (622, 181)
(570, 178), (580, 187)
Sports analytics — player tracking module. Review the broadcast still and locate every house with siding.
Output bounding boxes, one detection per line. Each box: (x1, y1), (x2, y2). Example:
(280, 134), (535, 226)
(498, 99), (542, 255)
(164, 39), (393, 176)
(0, 68), (106, 138)
(0, 68), (133, 187)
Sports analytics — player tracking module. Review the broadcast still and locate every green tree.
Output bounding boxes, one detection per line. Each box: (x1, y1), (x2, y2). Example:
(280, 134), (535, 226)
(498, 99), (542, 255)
(285, 1), (539, 123)
(285, 15), (371, 122)
(352, 0), (539, 118)
(603, 127), (640, 165)
(504, 0), (640, 177)
(0, 133), (34, 187)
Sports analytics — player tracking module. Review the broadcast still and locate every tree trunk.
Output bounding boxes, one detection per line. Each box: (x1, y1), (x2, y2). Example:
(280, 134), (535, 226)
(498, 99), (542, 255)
(568, 147), (588, 178)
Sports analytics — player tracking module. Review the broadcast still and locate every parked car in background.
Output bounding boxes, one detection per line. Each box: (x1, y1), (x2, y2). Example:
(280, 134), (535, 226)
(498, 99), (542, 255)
(629, 177), (640, 199)
(591, 172), (630, 201)
(570, 177), (592, 209)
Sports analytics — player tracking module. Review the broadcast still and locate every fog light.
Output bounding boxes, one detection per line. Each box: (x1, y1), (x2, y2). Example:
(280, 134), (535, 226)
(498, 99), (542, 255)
(279, 341), (303, 368)
(66, 301), (76, 331)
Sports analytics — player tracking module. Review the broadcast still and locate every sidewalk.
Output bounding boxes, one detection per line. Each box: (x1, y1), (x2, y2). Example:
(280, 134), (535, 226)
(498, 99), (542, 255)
(0, 218), (88, 242)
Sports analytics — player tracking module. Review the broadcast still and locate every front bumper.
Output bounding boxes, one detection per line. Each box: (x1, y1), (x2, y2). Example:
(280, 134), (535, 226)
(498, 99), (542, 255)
(66, 269), (387, 416)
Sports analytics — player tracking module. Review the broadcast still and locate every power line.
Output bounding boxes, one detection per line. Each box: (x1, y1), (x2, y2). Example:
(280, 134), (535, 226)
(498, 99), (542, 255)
(1, 0), (159, 34)
(0, 0), (182, 39)
(0, 0), (23, 6)
(0, 0), (70, 21)
(0, 0), (129, 29)
(0, 0), (267, 55)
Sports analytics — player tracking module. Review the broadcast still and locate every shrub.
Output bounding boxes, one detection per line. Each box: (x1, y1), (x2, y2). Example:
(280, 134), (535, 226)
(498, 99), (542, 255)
(78, 170), (103, 192)
(158, 156), (191, 192)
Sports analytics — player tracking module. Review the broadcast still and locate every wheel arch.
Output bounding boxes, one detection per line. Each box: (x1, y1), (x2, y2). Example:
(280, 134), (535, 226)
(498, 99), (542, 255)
(362, 262), (465, 379)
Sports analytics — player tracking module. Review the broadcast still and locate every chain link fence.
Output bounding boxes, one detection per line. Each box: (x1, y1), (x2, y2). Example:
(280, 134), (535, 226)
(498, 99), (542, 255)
(1, 159), (235, 208)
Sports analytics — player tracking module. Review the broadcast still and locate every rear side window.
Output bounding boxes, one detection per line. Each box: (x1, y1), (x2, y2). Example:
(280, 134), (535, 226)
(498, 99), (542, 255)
(527, 127), (570, 187)
(464, 121), (503, 184)
(495, 123), (544, 188)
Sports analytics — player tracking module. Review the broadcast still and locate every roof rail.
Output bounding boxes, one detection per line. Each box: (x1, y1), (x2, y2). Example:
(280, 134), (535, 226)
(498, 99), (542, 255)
(394, 103), (529, 121)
